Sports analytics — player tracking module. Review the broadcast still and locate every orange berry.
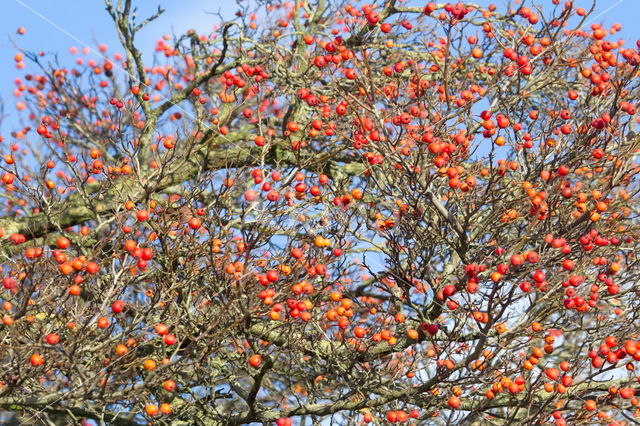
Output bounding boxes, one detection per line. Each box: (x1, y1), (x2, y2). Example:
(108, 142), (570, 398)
(145, 404), (159, 416)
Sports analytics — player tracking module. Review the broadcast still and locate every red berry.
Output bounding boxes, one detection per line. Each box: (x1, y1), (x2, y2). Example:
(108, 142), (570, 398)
(111, 300), (125, 313)
(45, 333), (59, 345)
(137, 209), (149, 221)
(249, 354), (262, 368)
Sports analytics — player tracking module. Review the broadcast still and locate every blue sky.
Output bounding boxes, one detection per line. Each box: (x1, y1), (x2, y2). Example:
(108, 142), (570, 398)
(0, 0), (637, 134)
(0, 0), (231, 133)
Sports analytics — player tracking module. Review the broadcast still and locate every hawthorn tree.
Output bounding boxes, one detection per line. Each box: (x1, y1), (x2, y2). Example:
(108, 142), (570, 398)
(2, 0), (640, 424)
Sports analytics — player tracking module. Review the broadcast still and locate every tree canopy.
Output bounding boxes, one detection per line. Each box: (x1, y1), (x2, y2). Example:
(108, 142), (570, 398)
(2, 0), (640, 424)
